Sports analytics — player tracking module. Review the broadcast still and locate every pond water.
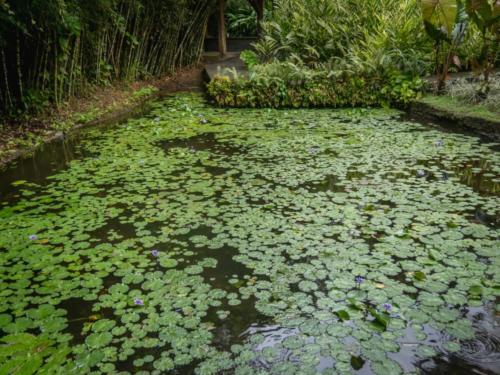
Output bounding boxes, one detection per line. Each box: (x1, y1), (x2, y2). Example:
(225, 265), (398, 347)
(0, 93), (499, 375)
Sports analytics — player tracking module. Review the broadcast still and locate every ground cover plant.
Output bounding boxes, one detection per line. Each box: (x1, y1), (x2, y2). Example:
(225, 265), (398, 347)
(0, 93), (499, 374)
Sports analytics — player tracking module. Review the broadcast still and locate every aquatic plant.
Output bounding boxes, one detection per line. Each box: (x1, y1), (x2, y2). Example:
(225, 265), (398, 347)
(0, 93), (498, 374)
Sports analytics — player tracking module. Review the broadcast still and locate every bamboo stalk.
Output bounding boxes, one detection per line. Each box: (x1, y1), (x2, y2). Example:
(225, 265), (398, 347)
(1, 49), (13, 109)
(16, 31), (25, 109)
(1, 0), (214, 113)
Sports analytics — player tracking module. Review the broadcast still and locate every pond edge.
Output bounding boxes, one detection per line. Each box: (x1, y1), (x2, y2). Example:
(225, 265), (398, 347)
(408, 100), (500, 141)
(0, 68), (205, 170)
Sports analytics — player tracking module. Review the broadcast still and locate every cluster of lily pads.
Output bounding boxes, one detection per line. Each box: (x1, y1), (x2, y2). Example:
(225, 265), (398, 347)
(0, 93), (498, 374)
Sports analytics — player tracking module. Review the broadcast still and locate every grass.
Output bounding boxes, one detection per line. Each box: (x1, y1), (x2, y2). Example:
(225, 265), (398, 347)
(418, 94), (500, 124)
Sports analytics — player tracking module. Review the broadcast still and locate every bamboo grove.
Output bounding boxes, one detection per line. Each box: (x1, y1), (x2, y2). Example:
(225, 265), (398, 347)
(0, 0), (214, 114)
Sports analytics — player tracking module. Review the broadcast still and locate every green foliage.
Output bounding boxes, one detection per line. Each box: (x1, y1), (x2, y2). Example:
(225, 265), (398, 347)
(421, 0), (459, 38)
(0, 0), (212, 114)
(465, 0), (500, 94)
(252, 0), (433, 75)
(420, 0), (469, 92)
(234, 0), (492, 106)
(419, 0), (499, 95)
(207, 62), (424, 108)
(0, 333), (75, 374)
(466, 0), (500, 32)
(221, 0), (436, 109)
(226, 0), (258, 37)
(131, 85), (158, 100)
(240, 50), (259, 68)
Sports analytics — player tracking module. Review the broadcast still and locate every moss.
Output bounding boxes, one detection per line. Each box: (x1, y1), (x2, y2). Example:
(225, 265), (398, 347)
(419, 95), (500, 124)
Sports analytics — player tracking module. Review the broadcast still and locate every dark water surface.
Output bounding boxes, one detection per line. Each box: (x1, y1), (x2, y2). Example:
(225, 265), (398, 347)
(0, 93), (498, 374)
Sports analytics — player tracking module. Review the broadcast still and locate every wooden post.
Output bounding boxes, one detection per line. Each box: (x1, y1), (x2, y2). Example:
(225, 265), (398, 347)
(248, 0), (265, 34)
(218, 0), (227, 57)
(256, 0), (264, 23)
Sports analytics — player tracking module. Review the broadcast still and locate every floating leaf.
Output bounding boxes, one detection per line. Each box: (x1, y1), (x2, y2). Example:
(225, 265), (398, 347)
(85, 332), (112, 348)
(335, 310), (351, 321)
(368, 308), (390, 330)
(414, 271), (427, 281)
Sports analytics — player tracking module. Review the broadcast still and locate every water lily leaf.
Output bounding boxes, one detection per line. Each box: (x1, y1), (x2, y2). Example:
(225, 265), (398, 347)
(0, 92), (498, 374)
(414, 271), (427, 281)
(159, 258), (178, 268)
(468, 285), (483, 298)
(347, 298), (365, 311)
(350, 355), (365, 370)
(368, 308), (390, 330)
(335, 310), (351, 321)
(85, 332), (112, 348)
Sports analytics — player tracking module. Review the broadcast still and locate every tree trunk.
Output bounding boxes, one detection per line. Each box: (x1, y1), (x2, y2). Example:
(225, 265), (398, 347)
(248, 0), (265, 34)
(218, 0), (227, 57)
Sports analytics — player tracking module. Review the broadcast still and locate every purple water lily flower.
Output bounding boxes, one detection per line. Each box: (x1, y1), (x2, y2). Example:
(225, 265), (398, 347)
(309, 147), (319, 155)
(383, 303), (392, 311)
(417, 170), (426, 177)
(151, 249), (159, 257)
(355, 276), (365, 285)
(435, 139), (444, 147)
(29, 234), (38, 241)
(134, 298), (144, 306)
(350, 229), (361, 237)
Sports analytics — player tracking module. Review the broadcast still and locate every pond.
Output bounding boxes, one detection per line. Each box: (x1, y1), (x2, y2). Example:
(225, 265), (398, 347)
(0, 93), (499, 375)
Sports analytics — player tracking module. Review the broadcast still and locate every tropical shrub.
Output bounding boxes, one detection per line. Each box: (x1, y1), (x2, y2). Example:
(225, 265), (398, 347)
(226, 0), (258, 37)
(240, 50), (259, 68)
(213, 0), (432, 109)
(465, 0), (500, 95)
(420, 0), (469, 92)
(207, 62), (424, 108)
(251, 0), (433, 76)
